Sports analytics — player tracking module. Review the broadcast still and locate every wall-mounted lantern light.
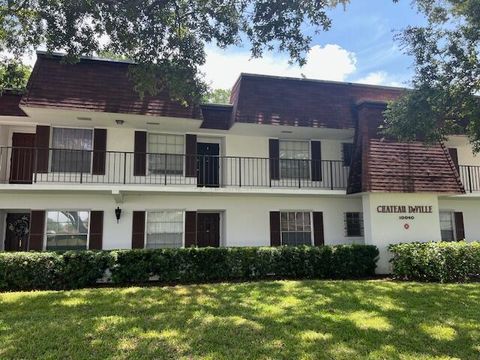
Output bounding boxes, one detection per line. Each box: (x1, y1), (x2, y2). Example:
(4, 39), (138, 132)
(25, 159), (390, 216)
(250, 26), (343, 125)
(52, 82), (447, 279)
(115, 207), (122, 223)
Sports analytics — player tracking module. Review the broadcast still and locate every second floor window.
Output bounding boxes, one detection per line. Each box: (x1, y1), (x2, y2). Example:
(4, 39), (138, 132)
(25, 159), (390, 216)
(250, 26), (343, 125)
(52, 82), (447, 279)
(51, 128), (93, 173)
(279, 140), (310, 179)
(148, 134), (184, 175)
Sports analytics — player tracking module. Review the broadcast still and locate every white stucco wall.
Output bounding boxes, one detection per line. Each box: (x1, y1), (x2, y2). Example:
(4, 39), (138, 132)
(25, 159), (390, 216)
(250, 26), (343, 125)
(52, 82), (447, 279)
(0, 192), (363, 250)
(363, 193), (442, 273)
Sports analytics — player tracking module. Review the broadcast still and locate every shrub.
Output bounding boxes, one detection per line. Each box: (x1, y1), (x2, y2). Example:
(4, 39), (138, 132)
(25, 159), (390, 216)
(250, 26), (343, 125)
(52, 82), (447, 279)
(0, 245), (379, 291)
(0, 251), (113, 291)
(389, 241), (480, 282)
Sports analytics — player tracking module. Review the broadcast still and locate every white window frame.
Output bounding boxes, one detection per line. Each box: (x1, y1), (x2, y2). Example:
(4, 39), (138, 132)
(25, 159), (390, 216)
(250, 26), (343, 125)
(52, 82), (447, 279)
(44, 209), (91, 251)
(147, 133), (185, 176)
(279, 139), (311, 180)
(439, 210), (457, 242)
(145, 210), (185, 249)
(279, 210), (313, 246)
(49, 126), (94, 173)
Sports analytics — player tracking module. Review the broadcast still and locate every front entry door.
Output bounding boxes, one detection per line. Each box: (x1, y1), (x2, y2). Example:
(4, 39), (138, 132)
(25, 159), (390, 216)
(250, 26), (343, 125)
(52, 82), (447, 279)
(197, 143), (219, 187)
(197, 213), (220, 247)
(4, 213), (30, 251)
(9, 133), (36, 184)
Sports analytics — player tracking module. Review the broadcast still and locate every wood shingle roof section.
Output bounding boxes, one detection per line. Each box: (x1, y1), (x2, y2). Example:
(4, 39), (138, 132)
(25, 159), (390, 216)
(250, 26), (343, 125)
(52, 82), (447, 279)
(0, 90), (27, 117)
(231, 73), (403, 129)
(366, 140), (465, 193)
(21, 53), (201, 119)
(347, 101), (465, 194)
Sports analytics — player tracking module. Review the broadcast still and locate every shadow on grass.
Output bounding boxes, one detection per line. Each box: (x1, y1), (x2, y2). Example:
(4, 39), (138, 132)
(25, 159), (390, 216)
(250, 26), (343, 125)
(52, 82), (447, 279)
(1, 280), (480, 359)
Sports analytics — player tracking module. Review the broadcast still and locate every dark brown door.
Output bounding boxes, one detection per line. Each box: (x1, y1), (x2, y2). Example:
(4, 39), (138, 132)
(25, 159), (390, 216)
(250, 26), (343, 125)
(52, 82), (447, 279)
(4, 213), (30, 251)
(197, 143), (220, 187)
(10, 133), (36, 184)
(197, 213), (220, 247)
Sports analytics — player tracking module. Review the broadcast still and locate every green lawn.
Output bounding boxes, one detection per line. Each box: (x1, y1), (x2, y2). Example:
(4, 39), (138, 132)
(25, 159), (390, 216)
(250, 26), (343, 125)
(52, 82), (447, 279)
(1, 280), (479, 359)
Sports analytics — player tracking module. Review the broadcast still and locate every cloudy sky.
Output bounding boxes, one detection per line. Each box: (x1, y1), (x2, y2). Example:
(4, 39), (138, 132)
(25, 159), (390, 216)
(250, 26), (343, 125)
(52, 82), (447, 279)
(201, 0), (427, 89)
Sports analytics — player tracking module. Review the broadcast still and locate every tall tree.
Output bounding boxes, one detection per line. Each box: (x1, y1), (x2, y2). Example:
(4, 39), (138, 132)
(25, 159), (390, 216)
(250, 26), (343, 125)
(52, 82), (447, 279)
(0, 0), (349, 104)
(384, 0), (480, 153)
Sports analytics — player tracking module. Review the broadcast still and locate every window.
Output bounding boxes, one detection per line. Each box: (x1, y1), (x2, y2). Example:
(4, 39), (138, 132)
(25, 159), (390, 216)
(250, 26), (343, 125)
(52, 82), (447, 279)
(440, 212), (455, 241)
(146, 211), (184, 248)
(342, 143), (354, 167)
(279, 140), (310, 179)
(345, 212), (364, 237)
(46, 211), (89, 250)
(280, 211), (312, 246)
(148, 134), (184, 175)
(51, 128), (93, 172)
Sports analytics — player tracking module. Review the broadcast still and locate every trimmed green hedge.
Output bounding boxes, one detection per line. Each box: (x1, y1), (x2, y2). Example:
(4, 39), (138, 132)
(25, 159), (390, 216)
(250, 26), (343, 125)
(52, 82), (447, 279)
(389, 241), (480, 282)
(0, 245), (378, 291)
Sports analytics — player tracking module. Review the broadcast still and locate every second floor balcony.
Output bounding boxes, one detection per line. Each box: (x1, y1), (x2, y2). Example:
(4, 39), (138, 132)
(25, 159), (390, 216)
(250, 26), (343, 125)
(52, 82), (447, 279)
(0, 147), (349, 191)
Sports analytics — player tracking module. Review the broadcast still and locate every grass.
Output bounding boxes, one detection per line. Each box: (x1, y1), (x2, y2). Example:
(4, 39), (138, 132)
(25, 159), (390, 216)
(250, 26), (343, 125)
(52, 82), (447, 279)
(1, 280), (479, 359)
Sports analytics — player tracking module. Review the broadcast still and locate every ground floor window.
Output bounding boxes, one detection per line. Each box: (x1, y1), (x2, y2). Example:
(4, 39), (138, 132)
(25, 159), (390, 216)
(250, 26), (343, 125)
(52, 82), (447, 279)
(146, 211), (184, 248)
(46, 210), (89, 250)
(345, 212), (364, 237)
(280, 211), (312, 246)
(439, 211), (455, 241)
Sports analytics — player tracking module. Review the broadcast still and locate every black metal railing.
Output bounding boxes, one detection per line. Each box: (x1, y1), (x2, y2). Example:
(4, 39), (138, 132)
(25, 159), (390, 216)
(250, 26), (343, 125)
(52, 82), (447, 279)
(0, 147), (349, 190)
(459, 165), (480, 193)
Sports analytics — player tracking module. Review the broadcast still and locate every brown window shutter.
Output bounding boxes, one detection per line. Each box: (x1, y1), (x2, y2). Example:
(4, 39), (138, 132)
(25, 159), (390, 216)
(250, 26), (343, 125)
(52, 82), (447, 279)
(28, 210), (45, 251)
(132, 211), (146, 249)
(184, 211), (197, 247)
(454, 212), (465, 241)
(89, 211), (104, 250)
(185, 134), (197, 177)
(311, 141), (322, 181)
(92, 129), (107, 175)
(312, 212), (325, 246)
(448, 148), (459, 171)
(270, 211), (281, 246)
(34, 126), (50, 173)
(343, 143), (354, 167)
(269, 139), (280, 181)
(134, 131), (147, 176)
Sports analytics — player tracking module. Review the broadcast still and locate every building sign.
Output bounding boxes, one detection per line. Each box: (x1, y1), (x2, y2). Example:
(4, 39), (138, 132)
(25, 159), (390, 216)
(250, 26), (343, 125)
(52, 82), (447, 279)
(376, 205), (433, 214)
(376, 205), (434, 225)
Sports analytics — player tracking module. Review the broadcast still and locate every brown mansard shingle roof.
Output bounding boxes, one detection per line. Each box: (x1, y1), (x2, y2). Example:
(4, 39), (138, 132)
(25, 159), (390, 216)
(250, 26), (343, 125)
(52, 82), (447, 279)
(0, 90), (27, 117)
(21, 53), (201, 119)
(230, 73), (403, 129)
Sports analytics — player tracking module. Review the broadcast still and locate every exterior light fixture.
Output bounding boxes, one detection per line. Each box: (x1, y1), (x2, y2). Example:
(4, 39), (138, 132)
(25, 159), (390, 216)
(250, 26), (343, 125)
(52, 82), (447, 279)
(115, 207), (122, 223)
(115, 119), (125, 125)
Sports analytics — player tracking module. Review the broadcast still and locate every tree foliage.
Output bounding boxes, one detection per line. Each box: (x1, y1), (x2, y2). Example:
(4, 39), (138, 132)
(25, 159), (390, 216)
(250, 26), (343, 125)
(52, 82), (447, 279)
(0, 0), (348, 104)
(0, 58), (31, 91)
(202, 88), (232, 104)
(384, 0), (480, 153)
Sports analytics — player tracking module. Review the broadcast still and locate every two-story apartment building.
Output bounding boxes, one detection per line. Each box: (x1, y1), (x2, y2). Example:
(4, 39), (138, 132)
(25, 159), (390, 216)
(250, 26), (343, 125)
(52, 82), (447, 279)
(1, 52), (479, 273)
